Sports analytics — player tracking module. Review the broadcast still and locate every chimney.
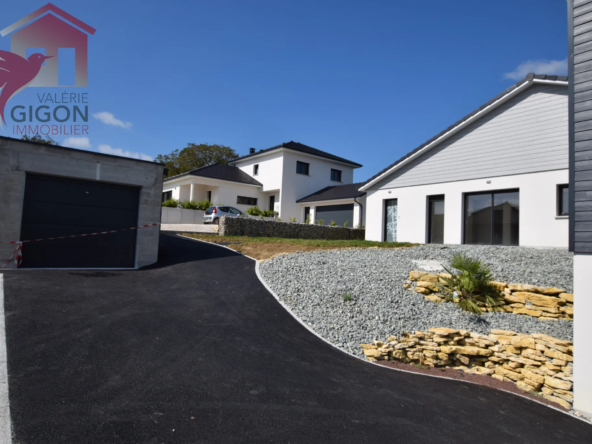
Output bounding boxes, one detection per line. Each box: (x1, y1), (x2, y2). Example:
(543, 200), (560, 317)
(249, 147), (256, 154)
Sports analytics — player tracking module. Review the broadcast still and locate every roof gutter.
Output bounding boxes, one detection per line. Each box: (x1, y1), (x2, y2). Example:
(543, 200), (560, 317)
(359, 77), (567, 192)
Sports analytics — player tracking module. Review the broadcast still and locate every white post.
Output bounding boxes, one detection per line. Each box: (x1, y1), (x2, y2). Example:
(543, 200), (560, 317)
(573, 254), (592, 418)
(189, 183), (195, 202)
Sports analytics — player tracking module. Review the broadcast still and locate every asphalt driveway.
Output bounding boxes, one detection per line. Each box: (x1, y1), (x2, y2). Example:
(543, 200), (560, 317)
(1, 233), (591, 443)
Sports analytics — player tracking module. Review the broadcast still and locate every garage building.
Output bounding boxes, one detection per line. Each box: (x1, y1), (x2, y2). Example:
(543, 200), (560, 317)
(0, 136), (164, 269)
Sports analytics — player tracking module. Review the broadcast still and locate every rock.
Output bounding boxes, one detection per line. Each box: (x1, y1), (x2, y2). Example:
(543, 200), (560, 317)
(543, 394), (572, 410)
(494, 367), (524, 381)
(490, 329), (516, 336)
(409, 271), (422, 281)
(424, 295), (443, 303)
(521, 369), (545, 384)
(512, 292), (566, 308)
(535, 340), (569, 354)
(417, 273), (439, 283)
(429, 328), (458, 336)
(490, 281), (508, 290)
(530, 334), (572, 347)
(513, 308), (543, 317)
(560, 306), (573, 315)
(441, 345), (493, 357)
(457, 355), (470, 365)
(363, 349), (382, 358)
(360, 344), (377, 349)
(516, 381), (536, 393)
(522, 379), (542, 390)
(508, 284), (542, 293)
(511, 336), (536, 349)
(489, 334), (514, 345)
(491, 374), (504, 382)
(545, 376), (573, 391)
(417, 281), (438, 292)
(470, 367), (494, 376)
(559, 293), (574, 302)
(505, 345), (521, 354)
(415, 287), (431, 295)
(544, 349), (573, 362)
(540, 287), (566, 296)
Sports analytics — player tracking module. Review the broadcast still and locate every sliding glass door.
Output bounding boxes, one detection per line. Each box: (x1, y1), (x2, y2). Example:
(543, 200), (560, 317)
(428, 195), (445, 244)
(384, 199), (398, 242)
(464, 190), (519, 246)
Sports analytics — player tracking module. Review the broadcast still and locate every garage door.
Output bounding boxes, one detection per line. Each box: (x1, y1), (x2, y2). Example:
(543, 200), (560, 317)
(315, 204), (354, 226)
(20, 174), (140, 268)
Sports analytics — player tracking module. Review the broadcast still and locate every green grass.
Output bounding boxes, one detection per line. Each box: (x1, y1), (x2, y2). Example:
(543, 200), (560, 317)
(181, 233), (416, 249)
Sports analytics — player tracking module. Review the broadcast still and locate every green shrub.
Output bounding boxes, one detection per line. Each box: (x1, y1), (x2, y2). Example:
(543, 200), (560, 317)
(277, 217), (283, 222)
(182, 200), (199, 210)
(305, 217), (311, 224)
(330, 220), (336, 226)
(196, 200), (212, 211)
(162, 198), (181, 208)
(437, 253), (504, 315)
(261, 210), (276, 217)
(246, 205), (262, 216)
(342, 292), (353, 302)
(290, 217), (296, 223)
(316, 219), (324, 226)
(344, 220), (349, 227)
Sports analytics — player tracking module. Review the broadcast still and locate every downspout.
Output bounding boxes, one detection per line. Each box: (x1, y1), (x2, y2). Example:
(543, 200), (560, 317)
(353, 196), (363, 228)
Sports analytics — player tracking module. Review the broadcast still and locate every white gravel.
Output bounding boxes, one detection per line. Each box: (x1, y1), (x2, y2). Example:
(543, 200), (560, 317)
(259, 245), (574, 358)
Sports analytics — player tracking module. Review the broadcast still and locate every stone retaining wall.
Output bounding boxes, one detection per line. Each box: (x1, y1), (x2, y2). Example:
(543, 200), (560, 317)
(405, 271), (574, 320)
(361, 328), (574, 409)
(219, 216), (365, 240)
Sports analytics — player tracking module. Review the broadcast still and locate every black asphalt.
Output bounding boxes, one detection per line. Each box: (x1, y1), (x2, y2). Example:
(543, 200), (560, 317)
(2, 233), (591, 443)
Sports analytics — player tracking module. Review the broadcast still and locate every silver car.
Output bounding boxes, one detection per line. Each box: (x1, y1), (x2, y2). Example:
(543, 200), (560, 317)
(203, 205), (246, 224)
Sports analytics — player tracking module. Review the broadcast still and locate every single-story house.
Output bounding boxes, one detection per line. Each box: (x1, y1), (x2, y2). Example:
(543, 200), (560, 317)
(0, 136), (164, 269)
(359, 73), (569, 248)
(163, 141), (365, 226)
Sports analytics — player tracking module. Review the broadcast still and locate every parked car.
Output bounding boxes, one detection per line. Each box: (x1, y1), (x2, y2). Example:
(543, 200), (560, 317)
(203, 206), (246, 224)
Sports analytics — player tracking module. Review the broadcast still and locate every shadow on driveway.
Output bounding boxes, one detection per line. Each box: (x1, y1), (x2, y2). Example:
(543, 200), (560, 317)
(2, 233), (591, 443)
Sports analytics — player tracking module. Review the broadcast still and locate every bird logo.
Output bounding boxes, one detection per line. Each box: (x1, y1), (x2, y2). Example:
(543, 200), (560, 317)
(0, 49), (53, 129)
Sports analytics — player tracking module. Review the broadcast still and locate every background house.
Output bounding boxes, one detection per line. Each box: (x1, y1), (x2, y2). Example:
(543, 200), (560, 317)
(359, 74), (569, 248)
(163, 141), (364, 226)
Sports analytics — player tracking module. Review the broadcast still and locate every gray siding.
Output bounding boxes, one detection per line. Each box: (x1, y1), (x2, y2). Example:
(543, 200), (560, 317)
(572, 0), (592, 253)
(373, 84), (568, 190)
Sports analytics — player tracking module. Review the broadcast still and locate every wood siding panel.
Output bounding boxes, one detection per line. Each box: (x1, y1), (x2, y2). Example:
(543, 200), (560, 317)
(574, 29), (592, 45)
(374, 85), (567, 190)
(574, 79), (592, 92)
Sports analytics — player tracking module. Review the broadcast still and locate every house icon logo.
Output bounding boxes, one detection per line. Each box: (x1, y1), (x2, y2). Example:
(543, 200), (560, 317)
(0, 3), (96, 88)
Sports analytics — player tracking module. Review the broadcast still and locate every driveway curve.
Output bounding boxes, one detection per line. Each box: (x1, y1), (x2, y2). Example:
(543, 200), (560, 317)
(2, 233), (591, 443)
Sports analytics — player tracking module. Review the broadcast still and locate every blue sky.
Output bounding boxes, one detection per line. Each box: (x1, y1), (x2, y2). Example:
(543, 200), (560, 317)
(1, 0), (568, 182)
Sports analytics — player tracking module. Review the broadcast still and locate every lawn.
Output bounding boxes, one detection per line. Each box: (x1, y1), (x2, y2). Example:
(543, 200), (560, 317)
(180, 233), (417, 260)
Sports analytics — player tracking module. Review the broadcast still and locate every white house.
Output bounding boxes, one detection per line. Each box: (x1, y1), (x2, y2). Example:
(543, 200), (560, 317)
(360, 73), (570, 248)
(162, 141), (364, 225)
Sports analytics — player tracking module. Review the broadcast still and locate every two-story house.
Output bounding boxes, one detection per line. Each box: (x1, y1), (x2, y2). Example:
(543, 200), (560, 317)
(162, 141), (365, 226)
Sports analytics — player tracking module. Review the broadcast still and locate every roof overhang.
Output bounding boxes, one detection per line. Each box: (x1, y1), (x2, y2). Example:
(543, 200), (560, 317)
(359, 77), (568, 192)
(163, 174), (262, 188)
(297, 197), (360, 205)
(232, 148), (361, 169)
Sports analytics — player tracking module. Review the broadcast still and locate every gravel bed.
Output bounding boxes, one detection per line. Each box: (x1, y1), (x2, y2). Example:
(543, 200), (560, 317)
(259, 245), (574, 358)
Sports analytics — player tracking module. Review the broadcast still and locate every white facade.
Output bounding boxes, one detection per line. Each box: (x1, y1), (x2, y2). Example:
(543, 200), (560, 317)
(573, 254), (592, 416)
(298, 196), (366, 228)
(362, 78), (570, 248)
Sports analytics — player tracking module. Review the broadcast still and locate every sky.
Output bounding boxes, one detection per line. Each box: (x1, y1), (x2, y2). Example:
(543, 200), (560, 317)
(0, 0), (569, 182)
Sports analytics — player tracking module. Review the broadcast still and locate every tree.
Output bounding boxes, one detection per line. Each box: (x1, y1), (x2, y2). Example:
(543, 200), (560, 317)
(155, 143), (238, 177)
(21, 134), (60, 145)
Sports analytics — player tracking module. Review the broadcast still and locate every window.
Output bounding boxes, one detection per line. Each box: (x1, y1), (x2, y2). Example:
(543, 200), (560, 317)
(464, 190), (519, 246)
(427, 195), (445, 244)
(296, 161), (309, 175)
(330, 169), (342, 182)
(304, 206), (311, 223)
(384, 199), (398, 242)
(237, 196), (257, 206)
(162, 191), (172, 202)
(558, 184), (569, 216)
(253, 164), (259, 176)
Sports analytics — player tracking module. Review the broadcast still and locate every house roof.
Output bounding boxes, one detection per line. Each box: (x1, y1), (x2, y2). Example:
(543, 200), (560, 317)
(1, 3), (96, 37)
(231, 141), (362, 168)
(359, 73), (569, 191)
(164, 163), (263, 186)
(297, 182), (366, 203)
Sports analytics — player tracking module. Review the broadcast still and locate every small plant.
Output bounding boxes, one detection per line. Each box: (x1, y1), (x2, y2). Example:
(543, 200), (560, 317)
(355, 224), (361, 229)
(437, 252), (504, 315)
(259, 215), (264, 219)
(305, 217), (311, 224)
(290, 217), (296, 223)
(196, 200), (212, 211)
(316, 219), (324, 226)
(261, 210), (276, 218)
(277, 217), (283, 222)
(344, 220), (349, 227)
(342, 292), (353, 302)
(246, 205), (262, 216)
(330, 220), (336, 226)
(183, 200), (199, 210)
(162, 198), (181, 208)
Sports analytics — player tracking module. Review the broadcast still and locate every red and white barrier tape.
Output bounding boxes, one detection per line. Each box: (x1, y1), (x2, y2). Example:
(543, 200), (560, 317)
(0, 223), (159, 269)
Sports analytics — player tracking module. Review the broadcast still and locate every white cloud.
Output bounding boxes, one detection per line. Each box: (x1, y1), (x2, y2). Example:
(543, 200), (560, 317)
(92, 111), (133, 129)
(503, 59), (567, 80)
(63, 136), (91, 149)
(97, 144), (153, 161)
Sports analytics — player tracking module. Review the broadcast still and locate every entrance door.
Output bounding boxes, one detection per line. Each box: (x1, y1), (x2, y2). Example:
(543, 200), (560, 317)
(464, 190), (519, 245)
(383, 199), (398, 242)
(269, 195), (275, 212)
(428, 195), (445, 244)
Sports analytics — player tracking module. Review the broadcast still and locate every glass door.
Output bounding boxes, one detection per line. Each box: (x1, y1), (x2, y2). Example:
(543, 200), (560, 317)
(464, 190), (519, 246)
(384, 199), (398, 242)
(428, 195), (445, 244)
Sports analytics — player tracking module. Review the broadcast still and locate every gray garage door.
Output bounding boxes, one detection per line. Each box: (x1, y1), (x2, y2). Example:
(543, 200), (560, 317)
(20, 173), (140, 268)
(315, 204), (354, 226)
